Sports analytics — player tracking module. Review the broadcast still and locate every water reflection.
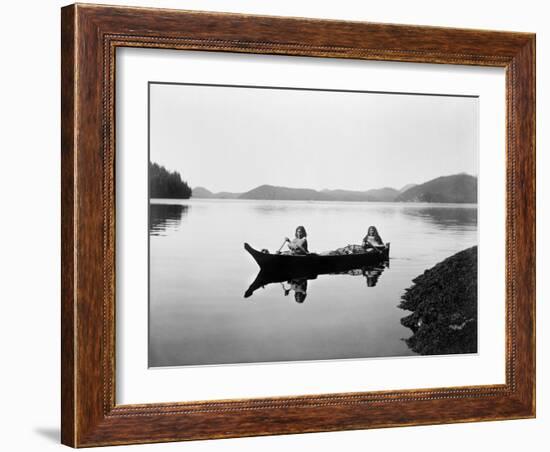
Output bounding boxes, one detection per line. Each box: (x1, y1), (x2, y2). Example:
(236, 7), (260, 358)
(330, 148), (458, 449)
(281, 279), (308, 303)
(402, 206), (477, 229)
(334, 264), (387, 287)
(252, 204), (291, 215)
(150, 199), (478, 366)
(245, 263), (387, 300)
(149, 203), (189, 236)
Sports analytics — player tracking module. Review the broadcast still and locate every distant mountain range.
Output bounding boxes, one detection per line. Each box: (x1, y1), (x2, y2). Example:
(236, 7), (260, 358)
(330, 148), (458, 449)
(192, 187), (241, 199)
(395, 174), (477, 203)
(192, 173), (477, 204)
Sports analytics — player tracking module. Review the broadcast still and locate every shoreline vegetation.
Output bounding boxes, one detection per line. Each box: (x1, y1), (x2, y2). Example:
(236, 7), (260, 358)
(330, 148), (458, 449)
(190, 174), (477, 204)
(149, 162), (192, 199)
(399, 246), (478, 355)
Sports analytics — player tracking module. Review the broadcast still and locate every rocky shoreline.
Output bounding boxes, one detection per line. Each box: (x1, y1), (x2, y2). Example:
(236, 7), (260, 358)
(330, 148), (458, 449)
(399, 246), (478, 355)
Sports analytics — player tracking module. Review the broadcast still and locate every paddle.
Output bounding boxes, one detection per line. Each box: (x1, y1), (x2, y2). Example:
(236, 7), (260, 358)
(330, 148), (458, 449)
(276, 238), (309, 255)
(276, 239), (288, 254)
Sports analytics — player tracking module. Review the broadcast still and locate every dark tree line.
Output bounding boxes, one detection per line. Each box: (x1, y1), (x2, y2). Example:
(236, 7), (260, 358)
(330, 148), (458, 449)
(149, 162), (192, 199)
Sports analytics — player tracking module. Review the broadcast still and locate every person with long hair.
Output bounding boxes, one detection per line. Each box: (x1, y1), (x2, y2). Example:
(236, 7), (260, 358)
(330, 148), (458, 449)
(283, 225), (309, 255)
(362, 225), (385, 251)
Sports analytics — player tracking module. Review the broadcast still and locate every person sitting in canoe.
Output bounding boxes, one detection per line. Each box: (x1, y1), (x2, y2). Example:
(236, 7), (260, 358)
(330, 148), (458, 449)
(281, 225), (309, 255)
(362, 226), (385, 252)
(323, 225), (385, 256)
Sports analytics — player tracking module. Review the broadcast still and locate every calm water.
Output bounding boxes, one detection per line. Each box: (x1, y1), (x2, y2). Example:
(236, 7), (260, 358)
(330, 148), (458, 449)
(149, 199), (477, 367)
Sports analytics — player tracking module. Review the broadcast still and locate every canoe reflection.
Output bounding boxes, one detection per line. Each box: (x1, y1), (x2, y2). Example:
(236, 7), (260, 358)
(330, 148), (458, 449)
(244, 262), (388, 300)
(331, 263), (387, 287)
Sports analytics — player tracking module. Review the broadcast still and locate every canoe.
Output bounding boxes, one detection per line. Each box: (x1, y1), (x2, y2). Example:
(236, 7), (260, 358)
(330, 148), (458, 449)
(243, 243), (390, 298)
(244, 242), (390, 276)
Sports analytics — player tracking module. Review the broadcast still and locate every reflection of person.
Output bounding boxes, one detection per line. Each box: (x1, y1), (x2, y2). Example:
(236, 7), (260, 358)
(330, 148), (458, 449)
(283, 225), (309, 255)
(363, 266), (384, 287)
(282, 279), (308, 303)
(362, 226), (385, 251)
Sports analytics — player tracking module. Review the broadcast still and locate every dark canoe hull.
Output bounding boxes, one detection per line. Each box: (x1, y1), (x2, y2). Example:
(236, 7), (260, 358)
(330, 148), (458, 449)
(244, 242), (389, 276)
(243, 242), (390, 298)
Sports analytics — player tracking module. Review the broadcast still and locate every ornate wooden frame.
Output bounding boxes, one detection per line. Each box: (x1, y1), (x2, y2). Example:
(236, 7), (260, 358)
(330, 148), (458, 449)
(61, 3), (535, 447)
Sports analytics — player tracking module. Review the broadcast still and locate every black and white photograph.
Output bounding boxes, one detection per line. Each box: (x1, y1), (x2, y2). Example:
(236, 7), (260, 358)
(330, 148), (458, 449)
(148, 82), (479, 367)
(1, 0), (543, 448)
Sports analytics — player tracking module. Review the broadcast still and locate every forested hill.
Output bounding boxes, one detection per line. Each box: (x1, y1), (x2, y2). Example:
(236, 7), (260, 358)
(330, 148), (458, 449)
(192, 187), (241, 199)
(149, 162), (192, 199)
(395, 174), (477, 203)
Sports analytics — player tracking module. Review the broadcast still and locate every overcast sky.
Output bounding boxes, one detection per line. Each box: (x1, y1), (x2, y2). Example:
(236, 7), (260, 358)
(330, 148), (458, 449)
(149, 83), (478, 193)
